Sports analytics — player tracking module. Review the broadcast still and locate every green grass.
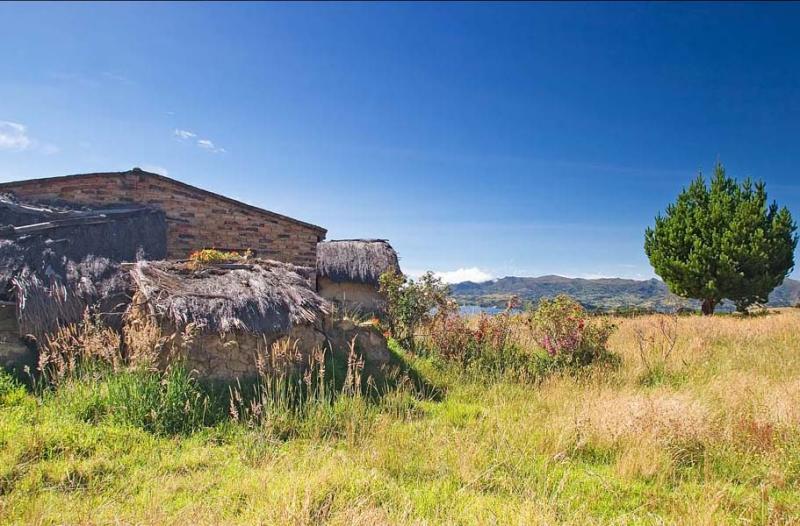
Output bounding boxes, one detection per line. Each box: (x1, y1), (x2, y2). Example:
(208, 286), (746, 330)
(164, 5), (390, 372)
(2, 311), (800, 524)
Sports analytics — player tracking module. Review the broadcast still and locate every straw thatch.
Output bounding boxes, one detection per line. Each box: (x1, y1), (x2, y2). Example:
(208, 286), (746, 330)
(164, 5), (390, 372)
(0, 193), (167, 342)
(316, 239), (400, 285)
(0, 193), (167, 293)
(130, 259), (329, 335)
(13, 256), (131, 343)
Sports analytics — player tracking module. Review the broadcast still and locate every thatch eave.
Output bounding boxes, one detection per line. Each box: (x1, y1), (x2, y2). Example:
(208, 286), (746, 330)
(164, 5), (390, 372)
(130, 259), (329, 335)
(316, 239), (400, 286)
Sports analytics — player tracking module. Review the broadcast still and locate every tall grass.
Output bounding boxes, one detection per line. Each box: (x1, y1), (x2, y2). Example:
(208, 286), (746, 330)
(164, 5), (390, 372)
(3, 309), (800, 523)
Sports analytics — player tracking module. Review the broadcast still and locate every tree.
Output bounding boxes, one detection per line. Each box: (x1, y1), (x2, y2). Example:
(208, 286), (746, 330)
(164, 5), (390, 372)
(644, 162), (797, 315)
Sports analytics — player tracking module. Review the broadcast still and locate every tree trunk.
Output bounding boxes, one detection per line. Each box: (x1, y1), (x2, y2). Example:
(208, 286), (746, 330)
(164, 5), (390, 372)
(701, 299), (716, 316)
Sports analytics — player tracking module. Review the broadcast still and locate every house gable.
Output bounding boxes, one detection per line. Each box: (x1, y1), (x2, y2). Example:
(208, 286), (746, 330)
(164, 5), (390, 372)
(0, 168), (326, 266)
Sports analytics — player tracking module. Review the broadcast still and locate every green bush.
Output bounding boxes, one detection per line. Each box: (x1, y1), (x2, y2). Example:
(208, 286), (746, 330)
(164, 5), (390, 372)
(379, 270), (451, 352)
(528, 295), (617, 367)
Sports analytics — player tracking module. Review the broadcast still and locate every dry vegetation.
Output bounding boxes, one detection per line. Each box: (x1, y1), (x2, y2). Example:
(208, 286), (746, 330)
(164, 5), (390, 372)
(2, 310), (800, 524)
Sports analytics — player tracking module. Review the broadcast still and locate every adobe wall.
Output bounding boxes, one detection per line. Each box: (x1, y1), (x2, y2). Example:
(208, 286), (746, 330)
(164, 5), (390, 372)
(318, 278), (387, 316)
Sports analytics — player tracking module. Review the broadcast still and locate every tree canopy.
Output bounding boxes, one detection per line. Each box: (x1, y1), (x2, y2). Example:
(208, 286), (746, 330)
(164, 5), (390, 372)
(644, 163), (797, 314)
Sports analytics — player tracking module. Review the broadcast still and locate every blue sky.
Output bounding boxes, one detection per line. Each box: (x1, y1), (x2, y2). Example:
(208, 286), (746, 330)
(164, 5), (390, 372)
(1, 2), (799, 282)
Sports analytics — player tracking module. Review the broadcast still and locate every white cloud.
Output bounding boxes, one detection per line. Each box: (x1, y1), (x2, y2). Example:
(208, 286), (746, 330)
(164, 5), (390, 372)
(0, 121), (32, 151)
(197, 139), (226, 153)
(435, 267), (494, 284)
(174, 129), (197, 140)
(406, 267), (495, 284)
(140, 164), (169, 176)
(0, 121), (59, 154)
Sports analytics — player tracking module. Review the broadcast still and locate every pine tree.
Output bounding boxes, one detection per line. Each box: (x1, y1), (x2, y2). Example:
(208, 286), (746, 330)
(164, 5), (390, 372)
(644, 163), (797, 315)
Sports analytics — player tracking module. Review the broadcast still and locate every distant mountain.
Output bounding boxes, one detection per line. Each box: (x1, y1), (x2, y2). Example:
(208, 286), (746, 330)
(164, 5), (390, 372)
(451, 275), (800, 312)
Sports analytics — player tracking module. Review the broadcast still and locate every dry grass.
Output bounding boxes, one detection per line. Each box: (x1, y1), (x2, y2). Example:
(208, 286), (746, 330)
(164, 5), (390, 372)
(3, 309), (800, 524)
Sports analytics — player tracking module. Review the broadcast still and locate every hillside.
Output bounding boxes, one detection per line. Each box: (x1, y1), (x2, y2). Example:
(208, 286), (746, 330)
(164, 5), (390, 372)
(452, 275), (800, 311)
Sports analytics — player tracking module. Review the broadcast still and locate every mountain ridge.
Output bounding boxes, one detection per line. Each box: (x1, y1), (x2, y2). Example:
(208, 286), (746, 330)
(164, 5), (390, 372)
(451, 275), (800, 312)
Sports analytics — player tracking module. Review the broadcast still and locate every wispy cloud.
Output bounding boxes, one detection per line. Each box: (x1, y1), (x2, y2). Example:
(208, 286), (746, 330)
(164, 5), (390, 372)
(174, 129), (226, 153)
(101, 72), (132, 84)
(174, 129), (197, 140)
(0, 121), (32, 151)
(0, 121), (59, 154)
(196, 139), (226, 153)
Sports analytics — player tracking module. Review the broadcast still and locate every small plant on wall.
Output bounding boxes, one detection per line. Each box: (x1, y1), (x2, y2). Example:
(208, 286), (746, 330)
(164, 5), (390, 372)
(188, 248), (252, 269)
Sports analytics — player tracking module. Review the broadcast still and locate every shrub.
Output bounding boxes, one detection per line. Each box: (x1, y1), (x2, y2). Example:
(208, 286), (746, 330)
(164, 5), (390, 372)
(528, 295), (616, 367)
(379, 270), (451, 352)
(633, 313), (679, 386)
(421, 306), (554, 382)
(427, 311), (512, 365)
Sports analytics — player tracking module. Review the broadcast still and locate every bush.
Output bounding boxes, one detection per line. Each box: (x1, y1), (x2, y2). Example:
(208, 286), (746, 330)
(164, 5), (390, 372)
(379, 270), (451, 352)
(422, 307), (555, 382)
(528, 295), (616, 367)
(427, 311), (512, 365)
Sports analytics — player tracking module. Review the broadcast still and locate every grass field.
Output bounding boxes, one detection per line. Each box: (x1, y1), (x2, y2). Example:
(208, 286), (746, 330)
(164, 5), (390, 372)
(2, 310), (800, 524)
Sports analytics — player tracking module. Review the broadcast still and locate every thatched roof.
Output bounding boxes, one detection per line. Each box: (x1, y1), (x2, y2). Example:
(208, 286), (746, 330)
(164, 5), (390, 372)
(0, 193), (167, 292)
(130, 259), (329, 335)
(316, 239), (400, 285)
(0, 193), (167, 341)
(14, 256), (131, 343)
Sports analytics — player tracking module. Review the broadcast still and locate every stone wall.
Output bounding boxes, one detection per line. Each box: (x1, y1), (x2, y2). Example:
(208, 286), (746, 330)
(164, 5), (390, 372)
(170, 325), (326, 382)
(169, 321), (391, 382)
(0, 169), (326, 267)
(124, 305), (391, 382)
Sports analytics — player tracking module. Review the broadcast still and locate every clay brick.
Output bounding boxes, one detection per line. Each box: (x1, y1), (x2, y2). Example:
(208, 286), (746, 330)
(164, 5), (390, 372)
(0, 172), (324, 266)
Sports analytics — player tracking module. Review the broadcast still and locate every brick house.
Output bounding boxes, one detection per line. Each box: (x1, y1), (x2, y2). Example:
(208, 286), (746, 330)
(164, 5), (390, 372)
(0, 168), (326, 267)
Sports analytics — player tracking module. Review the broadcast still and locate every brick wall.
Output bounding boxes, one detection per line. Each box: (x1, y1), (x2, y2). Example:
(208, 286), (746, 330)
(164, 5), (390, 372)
(0, 170), (326, 267)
